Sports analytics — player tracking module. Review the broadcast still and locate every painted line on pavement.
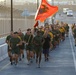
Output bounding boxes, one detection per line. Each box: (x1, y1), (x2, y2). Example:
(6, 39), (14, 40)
(69, 27), (76, 72)
(0, 62), (10, 72)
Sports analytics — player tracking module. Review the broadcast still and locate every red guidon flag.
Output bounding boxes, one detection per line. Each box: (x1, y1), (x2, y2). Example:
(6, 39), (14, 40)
(34, 21), (38, 28)
(35, 0), (58, 22)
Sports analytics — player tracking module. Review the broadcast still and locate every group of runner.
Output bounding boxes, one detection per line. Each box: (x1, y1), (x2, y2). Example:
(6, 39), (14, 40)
(6, 22), (69, 68)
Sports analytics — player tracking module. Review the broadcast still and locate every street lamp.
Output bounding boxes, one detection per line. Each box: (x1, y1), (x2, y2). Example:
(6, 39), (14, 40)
(37, 0), (39, 9)
(52, 0), (54, 5)
(51, 0), (55, 24)
(11, 0), (13, 31)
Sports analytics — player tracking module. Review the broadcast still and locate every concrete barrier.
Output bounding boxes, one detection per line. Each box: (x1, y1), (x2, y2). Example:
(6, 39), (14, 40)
(0, 37), (6, 45)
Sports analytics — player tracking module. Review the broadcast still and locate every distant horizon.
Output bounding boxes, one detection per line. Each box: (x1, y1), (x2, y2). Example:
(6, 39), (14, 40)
(0, 0), (76, 5)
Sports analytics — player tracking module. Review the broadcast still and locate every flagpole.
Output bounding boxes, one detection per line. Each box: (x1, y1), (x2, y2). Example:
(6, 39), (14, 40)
(36, 0), (39, 27)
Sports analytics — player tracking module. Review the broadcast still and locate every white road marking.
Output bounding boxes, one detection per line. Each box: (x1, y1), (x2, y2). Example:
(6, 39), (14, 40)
(0, 62), (10, 72)
(69, 26), (76, 72)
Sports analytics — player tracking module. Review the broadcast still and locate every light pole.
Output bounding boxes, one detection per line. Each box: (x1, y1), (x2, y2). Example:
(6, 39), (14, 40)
(52, 0), (54, 5)
(11, 0), (13, 31)
(51, 0), (55, 24)
(37, 0), (39, 9)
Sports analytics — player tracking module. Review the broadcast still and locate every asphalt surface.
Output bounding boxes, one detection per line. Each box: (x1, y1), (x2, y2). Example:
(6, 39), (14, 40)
(55, 12), (76, 24)
(0, 26), (76, 75)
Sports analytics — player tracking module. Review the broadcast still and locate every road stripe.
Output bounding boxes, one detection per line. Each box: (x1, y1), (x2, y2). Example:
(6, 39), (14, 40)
(69, 26), (76, 72)
(0, 62), (10, 72)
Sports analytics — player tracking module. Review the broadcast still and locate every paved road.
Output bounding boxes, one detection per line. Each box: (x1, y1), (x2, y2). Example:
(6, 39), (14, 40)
(55, 12), (76, 24)
(0, 27), (76, 75)
(46, 12), (76, 24)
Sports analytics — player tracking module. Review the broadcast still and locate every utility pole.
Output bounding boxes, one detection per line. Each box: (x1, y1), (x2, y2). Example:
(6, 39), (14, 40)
(52, 0), (54, 5)
(37, 0), (39, 9)
(11, 0), (13, 31)
(51, 0), (55, 24)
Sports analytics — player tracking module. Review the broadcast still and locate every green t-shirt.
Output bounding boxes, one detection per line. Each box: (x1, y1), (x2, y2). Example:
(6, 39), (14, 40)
(19, 33), (24, 41)
(33, 35), (43, 50)
(24, 34), (33, 44)
(10, 37), (20, 50)
(6, 35), (12, 42)
(65, 25), (69, 31)
(73, 29), (76, 38)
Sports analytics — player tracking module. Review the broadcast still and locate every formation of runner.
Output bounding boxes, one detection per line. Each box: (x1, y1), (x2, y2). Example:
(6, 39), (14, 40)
(6, 22), (69, 68)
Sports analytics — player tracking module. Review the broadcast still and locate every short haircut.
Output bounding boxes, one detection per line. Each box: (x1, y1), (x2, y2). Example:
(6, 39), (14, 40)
(14, 32), (18, 34)
(27, 28), (31, 31)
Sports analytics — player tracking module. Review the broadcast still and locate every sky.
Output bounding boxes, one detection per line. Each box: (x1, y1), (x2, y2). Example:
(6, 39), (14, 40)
(0, 0), (4, 2)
